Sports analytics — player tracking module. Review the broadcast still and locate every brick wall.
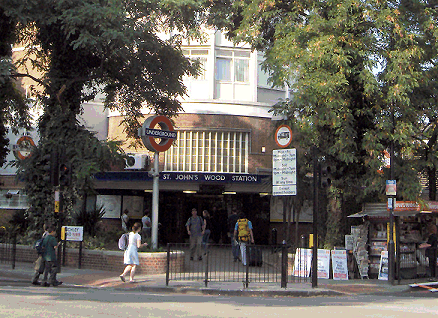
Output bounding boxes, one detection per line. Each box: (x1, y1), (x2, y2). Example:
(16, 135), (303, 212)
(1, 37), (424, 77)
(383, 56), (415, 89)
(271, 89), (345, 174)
(5, 244), (184, 274)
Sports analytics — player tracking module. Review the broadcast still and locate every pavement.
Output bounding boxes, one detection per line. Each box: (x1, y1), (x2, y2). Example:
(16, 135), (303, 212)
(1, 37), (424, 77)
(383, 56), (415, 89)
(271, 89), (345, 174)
(0, 261), (425, 297)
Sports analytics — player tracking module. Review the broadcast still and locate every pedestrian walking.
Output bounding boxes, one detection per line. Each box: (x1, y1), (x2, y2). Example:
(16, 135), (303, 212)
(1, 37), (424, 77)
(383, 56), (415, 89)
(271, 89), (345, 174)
(228, 209), (240, 262)
(41, 224), (62, 287)
(234, 213), (254, 266)
(121, 209), (130, 232)
(120, 222), (147, 283)
(31, 223), (50, 285)
(202, 210), (211, 255)
(186, 208), (205, 261)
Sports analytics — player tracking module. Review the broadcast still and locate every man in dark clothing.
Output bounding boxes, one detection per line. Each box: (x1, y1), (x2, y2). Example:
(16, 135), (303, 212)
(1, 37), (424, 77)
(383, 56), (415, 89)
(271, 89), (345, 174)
(31, 223), (49, 285)
(41, 225), (63, 287)
(227, 209), (240, 262)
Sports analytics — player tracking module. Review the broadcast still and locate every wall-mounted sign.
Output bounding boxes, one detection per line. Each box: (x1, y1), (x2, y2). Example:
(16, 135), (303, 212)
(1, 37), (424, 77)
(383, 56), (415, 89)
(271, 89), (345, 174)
(94, 172), (267, 184)
(386, 180), (396, 196)
(138, 115), (176, 152)
(275, 124), (292, 148)
(12, 135), (35, 160)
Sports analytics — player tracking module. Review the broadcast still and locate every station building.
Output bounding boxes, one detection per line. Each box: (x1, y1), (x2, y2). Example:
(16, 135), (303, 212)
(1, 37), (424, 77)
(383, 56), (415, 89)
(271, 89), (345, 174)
(0, 30), (312, 245)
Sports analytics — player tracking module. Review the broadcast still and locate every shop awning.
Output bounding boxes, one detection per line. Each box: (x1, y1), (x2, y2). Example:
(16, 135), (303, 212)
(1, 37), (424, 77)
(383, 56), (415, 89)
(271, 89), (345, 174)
(348, 201), (438, 218)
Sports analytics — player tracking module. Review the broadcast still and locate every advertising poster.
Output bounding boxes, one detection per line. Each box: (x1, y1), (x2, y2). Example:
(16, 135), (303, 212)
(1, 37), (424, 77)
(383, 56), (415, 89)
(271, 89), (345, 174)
(317, 249), (331, 279)
(331, 250), (349, 280)
(293, 248), (312, 277)
(96, 195), (122, 219)
(122, 196), (144, 219)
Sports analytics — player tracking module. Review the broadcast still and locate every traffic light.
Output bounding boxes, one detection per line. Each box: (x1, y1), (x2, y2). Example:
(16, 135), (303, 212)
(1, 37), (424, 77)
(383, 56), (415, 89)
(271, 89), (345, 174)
(59, 163), (72, 187)
(42, 151), (59, 186)
(320, 163), (335, 188)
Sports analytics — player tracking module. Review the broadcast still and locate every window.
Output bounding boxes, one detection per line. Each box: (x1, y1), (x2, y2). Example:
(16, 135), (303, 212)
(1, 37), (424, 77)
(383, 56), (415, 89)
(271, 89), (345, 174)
(183, 48), (209, 81)
(215, 49), (250, 83)
(164, 130), (249, 173)
(216, 58), (231, 81)
(235, 59), (249, 82)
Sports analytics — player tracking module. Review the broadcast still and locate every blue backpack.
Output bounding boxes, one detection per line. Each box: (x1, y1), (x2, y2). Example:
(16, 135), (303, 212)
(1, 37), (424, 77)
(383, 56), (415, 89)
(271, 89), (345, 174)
(118, 233), (129, 250)
(34, 237), (45, 255)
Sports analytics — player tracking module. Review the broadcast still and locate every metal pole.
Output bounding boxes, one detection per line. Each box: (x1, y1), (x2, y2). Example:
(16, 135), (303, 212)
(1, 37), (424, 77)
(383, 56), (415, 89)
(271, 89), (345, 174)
(281, 242), (288, 288)
(388, 116), (395, 285)
(312, 146), (318, 288)
(151, 151), (160, 250)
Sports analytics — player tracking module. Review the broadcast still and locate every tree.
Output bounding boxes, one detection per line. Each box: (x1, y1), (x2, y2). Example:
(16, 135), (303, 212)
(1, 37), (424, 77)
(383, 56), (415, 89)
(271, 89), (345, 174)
(0, 8), (32, 166)
(208, 0), (438, 247)
(1, 0), (206, 230)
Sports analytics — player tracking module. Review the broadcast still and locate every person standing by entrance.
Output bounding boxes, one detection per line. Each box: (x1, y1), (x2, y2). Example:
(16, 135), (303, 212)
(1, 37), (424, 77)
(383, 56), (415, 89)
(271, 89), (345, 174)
(202, 210), (211, 255)
(141, 209), (152, 240)
(420, 224), (438, 279)
(121, 209), (130, 232)
(234, 213), (254, 266)
(228, 209), (240, 262)
(186, 208), (205, 261)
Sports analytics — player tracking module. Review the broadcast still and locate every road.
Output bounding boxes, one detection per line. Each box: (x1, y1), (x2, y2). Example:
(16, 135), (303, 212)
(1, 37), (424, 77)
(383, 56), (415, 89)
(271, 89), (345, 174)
(0, 282), (437, 318)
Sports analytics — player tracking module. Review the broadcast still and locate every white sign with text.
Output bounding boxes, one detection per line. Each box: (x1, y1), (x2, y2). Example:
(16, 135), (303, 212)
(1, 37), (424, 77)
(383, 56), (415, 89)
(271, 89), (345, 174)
(273, 149), (297, 196)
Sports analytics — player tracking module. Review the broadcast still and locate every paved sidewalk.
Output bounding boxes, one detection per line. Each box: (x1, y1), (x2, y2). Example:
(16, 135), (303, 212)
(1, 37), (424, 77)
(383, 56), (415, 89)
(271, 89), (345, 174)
(0, 262), (415, 297)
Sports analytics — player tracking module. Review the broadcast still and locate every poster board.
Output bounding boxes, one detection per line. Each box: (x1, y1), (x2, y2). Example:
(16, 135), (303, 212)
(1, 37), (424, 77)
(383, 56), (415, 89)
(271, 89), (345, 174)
(317, 249), (331, 279)
(293, 248), (312, 277)
(96, 195), (122, 219)
(122, 196), (144, 219)
(378, 251), (389, 280)
(331, 250), (349, 280)
(345, 235), (354, 251)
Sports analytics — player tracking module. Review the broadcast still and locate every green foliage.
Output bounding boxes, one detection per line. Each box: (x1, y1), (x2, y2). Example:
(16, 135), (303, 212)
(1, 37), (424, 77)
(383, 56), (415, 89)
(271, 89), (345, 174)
(0, 8), (32, 166)
(8, 210), (28, 236)
(1, 0), (207, 231)
(207, 0), (438, 246)
(73, 205), (106, 237)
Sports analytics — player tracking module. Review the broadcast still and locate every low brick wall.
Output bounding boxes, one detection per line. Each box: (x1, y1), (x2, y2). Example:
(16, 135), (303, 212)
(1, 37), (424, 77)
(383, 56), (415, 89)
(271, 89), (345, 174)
(5, 244), (184, 274)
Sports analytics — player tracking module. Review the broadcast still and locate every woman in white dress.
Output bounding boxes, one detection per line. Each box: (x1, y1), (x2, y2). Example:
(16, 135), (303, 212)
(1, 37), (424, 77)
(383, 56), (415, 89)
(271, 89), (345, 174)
(120, 222), (147, 283)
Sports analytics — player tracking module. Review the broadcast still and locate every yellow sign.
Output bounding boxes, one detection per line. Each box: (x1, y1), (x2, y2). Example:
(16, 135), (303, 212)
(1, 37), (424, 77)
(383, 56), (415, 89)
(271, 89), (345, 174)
(61, 226), (66, 240)
(54, 191), (59, 213)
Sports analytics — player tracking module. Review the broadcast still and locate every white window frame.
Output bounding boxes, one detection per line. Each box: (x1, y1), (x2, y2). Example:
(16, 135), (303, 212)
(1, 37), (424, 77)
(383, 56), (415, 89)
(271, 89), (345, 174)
(164, 130), (250, 173)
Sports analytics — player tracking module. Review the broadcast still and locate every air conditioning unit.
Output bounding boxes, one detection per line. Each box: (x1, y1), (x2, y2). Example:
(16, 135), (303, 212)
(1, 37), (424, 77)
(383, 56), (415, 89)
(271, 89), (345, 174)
(125, 153), (149, 170)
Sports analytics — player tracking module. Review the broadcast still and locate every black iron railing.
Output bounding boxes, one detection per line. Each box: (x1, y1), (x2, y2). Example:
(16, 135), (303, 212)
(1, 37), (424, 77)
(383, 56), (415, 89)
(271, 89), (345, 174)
(0, 227), (16, 269)
(166, 243), (311, 287)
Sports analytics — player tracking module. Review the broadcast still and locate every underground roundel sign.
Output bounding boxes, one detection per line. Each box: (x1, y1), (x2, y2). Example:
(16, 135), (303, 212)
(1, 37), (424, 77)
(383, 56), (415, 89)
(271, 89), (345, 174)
(138, 115), (177, 152)
(275, 125), (292, 148)
(12, 135), (36, 160)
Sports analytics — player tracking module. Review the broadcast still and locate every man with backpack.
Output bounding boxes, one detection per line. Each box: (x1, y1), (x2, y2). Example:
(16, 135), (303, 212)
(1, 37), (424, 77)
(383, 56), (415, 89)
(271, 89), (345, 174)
(41, 224), (63, 287)
(234, 213), (254, 266)
(31, 223), (49, 285)
(186, 208), (205, 261)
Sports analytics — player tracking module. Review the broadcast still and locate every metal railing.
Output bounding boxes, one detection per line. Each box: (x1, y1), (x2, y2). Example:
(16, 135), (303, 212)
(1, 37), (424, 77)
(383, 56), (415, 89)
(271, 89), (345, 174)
(0, 227), (16, 269)
(166, 243), (311, 288)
